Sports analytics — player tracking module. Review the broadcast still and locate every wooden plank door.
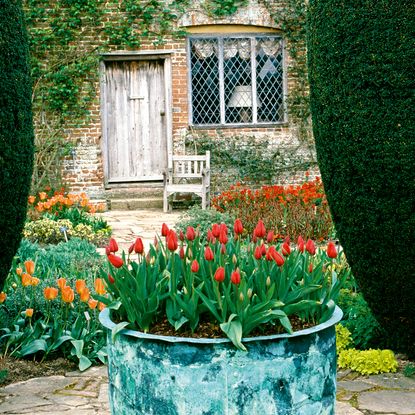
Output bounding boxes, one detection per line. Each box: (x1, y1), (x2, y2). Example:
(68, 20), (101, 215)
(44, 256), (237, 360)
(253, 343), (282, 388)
(103, 60), (167, 182)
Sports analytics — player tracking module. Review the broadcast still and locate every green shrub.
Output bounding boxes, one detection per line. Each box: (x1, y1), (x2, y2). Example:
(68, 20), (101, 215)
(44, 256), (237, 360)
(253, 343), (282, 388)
(0, 0), (35, 290)
(307, 1), (415, 356)
(337, 289), (383, 349)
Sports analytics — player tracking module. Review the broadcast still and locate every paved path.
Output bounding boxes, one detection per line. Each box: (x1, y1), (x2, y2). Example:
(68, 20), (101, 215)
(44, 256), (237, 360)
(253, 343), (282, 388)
(1, 209), (415, 414)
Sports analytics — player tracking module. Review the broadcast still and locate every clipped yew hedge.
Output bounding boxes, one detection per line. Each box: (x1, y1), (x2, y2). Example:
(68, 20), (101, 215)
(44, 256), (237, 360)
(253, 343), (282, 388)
(307, 1), (415, 356)
(0, 0), (34, 290)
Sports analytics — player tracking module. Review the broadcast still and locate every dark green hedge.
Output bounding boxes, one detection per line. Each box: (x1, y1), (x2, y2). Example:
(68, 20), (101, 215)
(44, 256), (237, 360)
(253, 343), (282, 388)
(0, 0), (34, 290)
(307, 1), (415, 356)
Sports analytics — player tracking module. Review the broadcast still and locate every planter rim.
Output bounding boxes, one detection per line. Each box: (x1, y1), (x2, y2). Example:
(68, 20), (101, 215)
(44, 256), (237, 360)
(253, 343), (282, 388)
(99, 306), (342, 345)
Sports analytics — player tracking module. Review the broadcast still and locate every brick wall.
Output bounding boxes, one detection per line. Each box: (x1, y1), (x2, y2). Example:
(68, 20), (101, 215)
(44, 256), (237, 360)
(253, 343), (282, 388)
(58, 0), (316, 200)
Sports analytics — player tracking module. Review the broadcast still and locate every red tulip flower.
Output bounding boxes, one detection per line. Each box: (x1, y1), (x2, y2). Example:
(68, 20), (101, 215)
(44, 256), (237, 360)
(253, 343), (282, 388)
(231, 269), (241, 285)
(297, 236), (305, 253)
(220, 243), (227, 255)
(233, 218), (244, 235)
(254, 246), (262, 260)
(134, 237), (144, 254)
(108, 238), (119, 253)
(281, 242), (291, 256)
(186, 226), (196, 241)
(179, 230), (185, 241)
(266, 246), (284, 266)
(166, 230), (178, 251)
(219, 230), (228, 245)
(327, 242), (337, 259)
(108, 274), (115, 284)
(254, 220), (266, 238)
(212, 223), (220, 238)
(260, 243), (267, 256)
(266, 231), (274, 244)
(128, 243), (134, 254)
(214, 267), (225, 282)
(207, 230), (215, 244)
(179, 246), (185, 259)
(204, 246), (214, 261)
(191, 259), (199, 273)
(108, 254), (124, 268)
(161, 223), (169, 237)
(306, 239), (316, 255)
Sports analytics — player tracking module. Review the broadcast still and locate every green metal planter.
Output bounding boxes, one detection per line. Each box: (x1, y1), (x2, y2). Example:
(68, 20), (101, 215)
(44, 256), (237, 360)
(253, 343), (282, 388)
(100, 307), (342, 415)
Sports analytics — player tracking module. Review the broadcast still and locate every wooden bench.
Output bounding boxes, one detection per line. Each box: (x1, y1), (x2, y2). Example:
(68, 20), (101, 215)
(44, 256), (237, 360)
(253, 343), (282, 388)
(163, 151), (210, 212)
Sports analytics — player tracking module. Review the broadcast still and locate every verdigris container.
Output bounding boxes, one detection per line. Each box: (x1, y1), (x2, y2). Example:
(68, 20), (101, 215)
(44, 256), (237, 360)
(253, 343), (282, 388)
(100, 307), (342, 415)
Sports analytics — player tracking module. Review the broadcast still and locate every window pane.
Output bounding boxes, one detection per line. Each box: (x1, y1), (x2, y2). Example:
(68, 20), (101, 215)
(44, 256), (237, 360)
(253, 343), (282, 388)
(256, 37), (284, 122)
(190, 39), (220, 125)
(224, 38), (253, 124)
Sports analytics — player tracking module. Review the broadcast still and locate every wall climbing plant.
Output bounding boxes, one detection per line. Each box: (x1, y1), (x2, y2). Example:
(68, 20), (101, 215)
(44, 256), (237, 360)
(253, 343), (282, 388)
(24, 0), (312, 192)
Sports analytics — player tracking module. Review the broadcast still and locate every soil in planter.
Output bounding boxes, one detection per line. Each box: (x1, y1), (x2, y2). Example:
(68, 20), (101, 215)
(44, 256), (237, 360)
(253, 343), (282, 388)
(147, 314), (316, 339)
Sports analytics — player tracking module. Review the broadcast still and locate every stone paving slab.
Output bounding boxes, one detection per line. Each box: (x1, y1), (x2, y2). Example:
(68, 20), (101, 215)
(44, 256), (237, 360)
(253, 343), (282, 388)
(358, 390), (415, 414)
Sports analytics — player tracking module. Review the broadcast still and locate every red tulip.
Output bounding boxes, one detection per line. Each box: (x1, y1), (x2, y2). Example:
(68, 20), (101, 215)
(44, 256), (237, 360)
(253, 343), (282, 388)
(161, 223), (169, 237)
(214, 267), (225, 282)
(134, 237), (144, 254)
(220, 243), (227, 255)
(260, 243), (267, 256)
(166, 230), (178, 251)
(219, 230), (228, 245)
(179, 246), (185, 259)
(254, 246), (262, 260)
(266, 231), (274, 243)
(186, 226), (196, 241)
(231, 269), (241, 285)
(297, 236), (305, 253)
(191, 259), (199, 273)
(108, 238), (118, 253)
(308, 262), (313, 273)
(220, 223), (228, 235)
(306, 239), (316, 255)
(281, 242), (291, 256)
(266, 246), (284, 266)
(212, 224), (220, 238)
(128, 243), (134, 254)
(204, 246), (214, 261)
(108, 274), (115, 284)
(207, 230), (215, 244)
(254, 220), (266, 238)
(233, 219), (243, 235)
(327, 242), (337, 259)
(105, 246), (111, 256)
(284, 236), (290, 244)
(108, 254), (124, 268)
(179, 230), (185, 241)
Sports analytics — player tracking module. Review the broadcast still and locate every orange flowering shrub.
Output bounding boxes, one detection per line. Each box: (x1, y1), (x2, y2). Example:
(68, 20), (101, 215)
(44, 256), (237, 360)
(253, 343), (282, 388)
(27, 190), (105, 218)
(211, 178), (334, 241)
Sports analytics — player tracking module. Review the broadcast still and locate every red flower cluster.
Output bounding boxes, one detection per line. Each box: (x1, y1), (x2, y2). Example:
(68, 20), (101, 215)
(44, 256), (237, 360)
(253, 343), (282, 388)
(211, 178), (333, 241)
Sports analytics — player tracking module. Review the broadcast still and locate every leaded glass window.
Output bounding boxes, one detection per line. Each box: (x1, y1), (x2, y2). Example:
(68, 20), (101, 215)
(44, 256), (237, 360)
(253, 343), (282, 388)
(189, 35), (285, 126)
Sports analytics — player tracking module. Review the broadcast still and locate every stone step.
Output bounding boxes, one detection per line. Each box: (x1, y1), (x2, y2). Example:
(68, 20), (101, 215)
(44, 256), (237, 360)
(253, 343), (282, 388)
(109, 197), (163, 210)
(105, 185), (163, 200)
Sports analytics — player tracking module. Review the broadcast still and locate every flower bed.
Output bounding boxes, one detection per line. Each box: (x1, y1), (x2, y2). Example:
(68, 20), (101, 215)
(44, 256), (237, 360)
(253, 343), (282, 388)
(211, 177), (334, 241)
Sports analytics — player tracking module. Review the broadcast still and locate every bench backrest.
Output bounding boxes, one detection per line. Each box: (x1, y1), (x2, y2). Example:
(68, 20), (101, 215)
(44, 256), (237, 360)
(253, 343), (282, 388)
(168, 151), (210, 180)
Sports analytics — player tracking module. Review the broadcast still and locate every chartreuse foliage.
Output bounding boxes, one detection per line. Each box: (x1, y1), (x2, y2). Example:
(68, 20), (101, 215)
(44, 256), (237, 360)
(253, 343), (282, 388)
(335, 325), (398, 375)
(0, 0), (35, 291)
(307, 1), (415, 356)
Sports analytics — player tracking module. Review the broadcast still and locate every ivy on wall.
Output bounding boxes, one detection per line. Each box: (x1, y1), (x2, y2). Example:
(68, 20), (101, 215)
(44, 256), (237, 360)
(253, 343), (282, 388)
(24, 0), (312, 192)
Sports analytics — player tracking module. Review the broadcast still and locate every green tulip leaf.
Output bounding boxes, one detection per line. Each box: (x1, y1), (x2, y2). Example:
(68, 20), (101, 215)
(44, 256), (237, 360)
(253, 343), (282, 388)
(220, 314), (246, 351)
(21, 339), (47, 356)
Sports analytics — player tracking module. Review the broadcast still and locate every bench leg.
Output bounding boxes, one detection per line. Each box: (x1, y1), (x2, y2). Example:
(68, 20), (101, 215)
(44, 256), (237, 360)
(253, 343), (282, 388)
(201, 192), (206, 210)
(163, 189), (168, 213)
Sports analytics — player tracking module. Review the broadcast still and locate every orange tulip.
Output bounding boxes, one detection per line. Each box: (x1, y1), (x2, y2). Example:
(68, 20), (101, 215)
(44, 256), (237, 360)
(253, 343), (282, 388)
(22, 273), (32, 287)
(61, 286), (75, 303)
(39, 192), (47, 200)
(28, 195), (36, 204)
(16, 267), (23, 276)
(98, 302), (106, 311)
(79, 287), (90, 302)
(31, 277), (40, 286)
(0, 292), (6, 303)
(25, 308), (34, 318)
(94, 278), (106, 295)
(75, 279), (86, 294)
(88, 298), (98, 309)
(24, 260), (35, 275)
(44, 287), (58, 301)
(57, 278), (67, 290)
